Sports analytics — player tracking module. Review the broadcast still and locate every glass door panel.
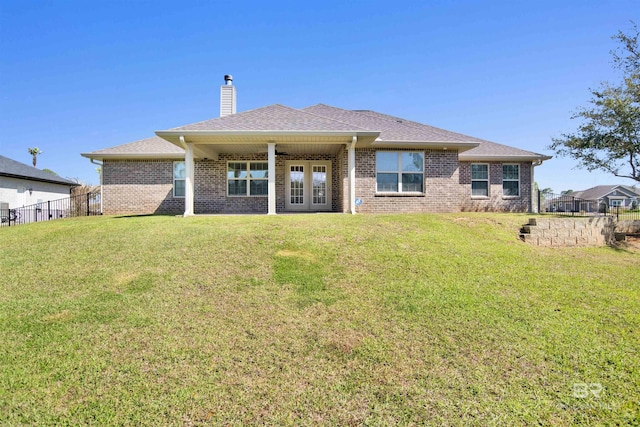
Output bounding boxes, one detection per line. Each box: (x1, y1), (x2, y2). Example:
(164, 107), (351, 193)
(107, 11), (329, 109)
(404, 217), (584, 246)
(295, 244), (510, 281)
(312, 165), (327, 205)
(286, 161), (331, 211)
(290, 165), (305, 205)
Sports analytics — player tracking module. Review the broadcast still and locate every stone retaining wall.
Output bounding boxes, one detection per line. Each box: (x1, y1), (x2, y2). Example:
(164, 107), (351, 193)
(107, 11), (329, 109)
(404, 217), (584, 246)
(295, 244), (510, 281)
(520, 217), (615, 247)
(615, 220), (640, 234)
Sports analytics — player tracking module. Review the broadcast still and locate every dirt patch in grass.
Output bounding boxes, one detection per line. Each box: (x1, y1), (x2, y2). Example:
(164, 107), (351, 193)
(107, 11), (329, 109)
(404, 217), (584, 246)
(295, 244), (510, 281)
(43, 310), (75, 323)
(623, 235), (640, 250)
(276, 249), (316, 262)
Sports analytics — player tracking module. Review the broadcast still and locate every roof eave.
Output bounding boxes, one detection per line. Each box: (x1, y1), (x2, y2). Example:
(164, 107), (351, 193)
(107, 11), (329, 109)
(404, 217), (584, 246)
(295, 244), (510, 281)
(156, 130), (380, 137)
(155, 130), (381, 148)
(0, 172), (79, 186)
(459, 154), (552, 162)
(80, 152), (185, 161)
(371, 140), (480, 152)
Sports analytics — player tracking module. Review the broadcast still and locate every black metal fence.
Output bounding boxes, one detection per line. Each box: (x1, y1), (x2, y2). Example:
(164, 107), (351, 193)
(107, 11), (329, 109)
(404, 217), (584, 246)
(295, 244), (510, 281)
(0, 192), (101, 227)
(537, 190), (640, 221)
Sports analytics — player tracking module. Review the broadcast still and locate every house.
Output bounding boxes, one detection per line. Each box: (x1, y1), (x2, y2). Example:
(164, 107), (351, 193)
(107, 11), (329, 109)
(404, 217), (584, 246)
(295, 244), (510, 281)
(81, 76), (551, 216)
(0, 155), (78, 209)
(562, 185), (640, 212)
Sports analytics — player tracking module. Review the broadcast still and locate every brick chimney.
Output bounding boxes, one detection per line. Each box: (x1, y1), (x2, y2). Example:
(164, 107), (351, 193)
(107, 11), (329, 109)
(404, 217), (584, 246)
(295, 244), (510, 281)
(220, 74), (236, 117)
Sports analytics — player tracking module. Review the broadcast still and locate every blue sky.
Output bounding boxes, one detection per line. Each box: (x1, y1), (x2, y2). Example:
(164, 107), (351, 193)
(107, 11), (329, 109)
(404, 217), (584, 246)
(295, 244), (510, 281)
(1, 0), (638, 191)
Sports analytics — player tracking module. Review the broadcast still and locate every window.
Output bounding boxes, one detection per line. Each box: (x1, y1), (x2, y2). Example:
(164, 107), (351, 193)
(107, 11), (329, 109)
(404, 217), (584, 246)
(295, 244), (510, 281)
(502, 164), (520, 197)
(471, 164), (489, 197)
(610, 199), (622, 207)
(227, 162), (268, 196)
(173, 161), (185, 197)
(376, 151), (423, 193)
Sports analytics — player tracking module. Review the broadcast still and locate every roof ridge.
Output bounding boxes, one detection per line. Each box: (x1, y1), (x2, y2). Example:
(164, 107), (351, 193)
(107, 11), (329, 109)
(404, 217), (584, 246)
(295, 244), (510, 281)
(168, 103), (370, 132)
(356, 110), (548, 157)
(167, 104), (287, 130)
(354, 109), (491, 143)
(360, 109), (547, 157)
(297, 104), (371, 132)
(305, 104), (483, 143)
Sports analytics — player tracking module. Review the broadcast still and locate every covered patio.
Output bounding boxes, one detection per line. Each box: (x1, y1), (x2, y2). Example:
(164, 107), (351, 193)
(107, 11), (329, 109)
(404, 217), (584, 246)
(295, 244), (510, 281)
(154, 130), (379, 216)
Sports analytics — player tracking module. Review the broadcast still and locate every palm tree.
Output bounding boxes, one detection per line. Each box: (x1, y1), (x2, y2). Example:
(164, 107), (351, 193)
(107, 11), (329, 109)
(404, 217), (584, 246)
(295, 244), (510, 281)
(27, 147), (43, 167)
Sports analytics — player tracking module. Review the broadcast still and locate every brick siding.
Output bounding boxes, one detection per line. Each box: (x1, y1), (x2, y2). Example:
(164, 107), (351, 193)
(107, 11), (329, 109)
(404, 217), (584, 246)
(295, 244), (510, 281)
(103, 154), (340, 215)
(347, 149), (461, 213)
(458, 162), (531, 212)
(102, 160), (184, 215)
(196, 153), (339, 214)
(102, 150), (534, 215)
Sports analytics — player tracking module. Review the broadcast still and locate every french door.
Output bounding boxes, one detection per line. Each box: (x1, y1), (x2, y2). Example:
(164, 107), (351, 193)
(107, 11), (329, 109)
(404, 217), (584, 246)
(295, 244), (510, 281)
(285, 161), (332, 211)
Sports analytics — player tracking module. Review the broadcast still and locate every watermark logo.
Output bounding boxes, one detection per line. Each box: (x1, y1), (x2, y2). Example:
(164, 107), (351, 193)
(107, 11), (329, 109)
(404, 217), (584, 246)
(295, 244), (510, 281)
(572, 383), (604, 399)
(557, 383), (614, 411)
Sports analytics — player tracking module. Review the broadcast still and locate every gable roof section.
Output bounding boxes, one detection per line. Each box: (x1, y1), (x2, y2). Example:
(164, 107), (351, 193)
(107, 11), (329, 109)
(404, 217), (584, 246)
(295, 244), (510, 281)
(569, 185), (640, 200)
(0, 155), (78, 185)
(171, 104), (368, 132)
(153, 104), (380, 149)
(459, 139), (550, 161)
(356, 110), (548, 160)
(303, 104), (549, 160)
(303, 104), (473, 143)
(83, 136), (185, 159)
(621, 185), (640, 196)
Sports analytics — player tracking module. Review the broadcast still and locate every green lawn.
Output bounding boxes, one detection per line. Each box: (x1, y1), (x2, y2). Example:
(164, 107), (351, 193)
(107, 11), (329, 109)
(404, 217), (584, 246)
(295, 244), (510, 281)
(0, 214), (638, 426)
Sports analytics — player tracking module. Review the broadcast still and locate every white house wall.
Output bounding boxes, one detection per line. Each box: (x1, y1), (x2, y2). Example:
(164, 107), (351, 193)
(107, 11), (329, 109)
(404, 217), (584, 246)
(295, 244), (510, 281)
(0, 176), (73, 208)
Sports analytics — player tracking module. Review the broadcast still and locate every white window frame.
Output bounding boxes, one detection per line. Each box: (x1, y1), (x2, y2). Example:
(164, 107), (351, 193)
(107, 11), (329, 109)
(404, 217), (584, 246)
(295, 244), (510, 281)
(173, 161), (185, 198)
(375, 151), (424, 194)
(502, 163), (520, 198)
(227, 161), (269, 197)
(471, 163), (489, 198)
(610, 199), (622, 207)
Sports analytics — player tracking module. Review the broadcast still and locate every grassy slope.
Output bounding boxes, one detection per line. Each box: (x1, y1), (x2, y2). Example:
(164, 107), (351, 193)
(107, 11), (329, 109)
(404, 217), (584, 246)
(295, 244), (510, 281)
(0, 214), (638, 426)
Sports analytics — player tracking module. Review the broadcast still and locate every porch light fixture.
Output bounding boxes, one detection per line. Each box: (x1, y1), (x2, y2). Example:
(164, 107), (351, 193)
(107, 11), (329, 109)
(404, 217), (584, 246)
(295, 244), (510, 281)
(28, 188), (33, 195)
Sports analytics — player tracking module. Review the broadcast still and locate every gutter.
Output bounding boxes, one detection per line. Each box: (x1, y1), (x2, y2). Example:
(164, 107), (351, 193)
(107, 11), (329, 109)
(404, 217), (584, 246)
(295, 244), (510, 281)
(459, 155), (553, 162)
(0, 172), (80, 186)
(80, 152), (185, 161)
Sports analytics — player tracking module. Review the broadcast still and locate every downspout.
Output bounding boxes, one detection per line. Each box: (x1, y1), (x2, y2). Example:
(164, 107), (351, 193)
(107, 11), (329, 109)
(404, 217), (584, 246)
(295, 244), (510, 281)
(531, 159), (542, 213)
(90, 158), (103, 214)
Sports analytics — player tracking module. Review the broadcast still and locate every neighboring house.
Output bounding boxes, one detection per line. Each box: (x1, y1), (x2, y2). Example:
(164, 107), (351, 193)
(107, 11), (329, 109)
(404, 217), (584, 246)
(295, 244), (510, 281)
(0, 155), (78, 209)
(81, 76), (551, 216)
(557, 185), (640, 212)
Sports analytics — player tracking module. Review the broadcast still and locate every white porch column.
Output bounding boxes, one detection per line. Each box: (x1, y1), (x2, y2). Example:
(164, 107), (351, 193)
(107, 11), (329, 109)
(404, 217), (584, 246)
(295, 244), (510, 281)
(348, 136), (357, 214)
(184, 140), (195, 217)
(267, 142), (276, 215)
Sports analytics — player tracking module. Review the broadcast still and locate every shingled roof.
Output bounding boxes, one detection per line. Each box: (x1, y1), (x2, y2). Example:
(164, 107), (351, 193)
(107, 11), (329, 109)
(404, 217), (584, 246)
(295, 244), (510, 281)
(567, 185), (640, 200)
(303, 104), (479, 143)
(171, 104), (368, 132)
(302, 104), (547, 160)
(0, 155), (78, 186)
(86, 136), (185, 157)
(82, 103), (550, 161)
